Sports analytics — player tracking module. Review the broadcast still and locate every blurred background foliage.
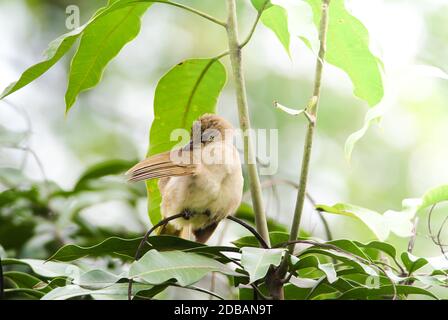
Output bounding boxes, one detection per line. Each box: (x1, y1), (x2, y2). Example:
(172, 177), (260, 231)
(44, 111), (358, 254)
(0, 0), (447, 298)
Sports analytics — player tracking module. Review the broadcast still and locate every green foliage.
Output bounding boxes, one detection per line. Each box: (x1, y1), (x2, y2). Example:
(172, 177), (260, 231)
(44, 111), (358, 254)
(251, 1), (290, 56)
(129, 250), (240, 286)
(65, 3), (151, 111)
(1, 0), (447, 302)
(305, 0), (384, 107)
(0, 28), (82, 100)
(146, 59), (227, 224)
(316, 202), (415, 241)
(240, 247), (284, 283)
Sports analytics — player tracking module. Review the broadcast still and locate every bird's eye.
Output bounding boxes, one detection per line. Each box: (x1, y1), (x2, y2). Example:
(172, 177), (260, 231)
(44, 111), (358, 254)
(210, 135), (215, 141)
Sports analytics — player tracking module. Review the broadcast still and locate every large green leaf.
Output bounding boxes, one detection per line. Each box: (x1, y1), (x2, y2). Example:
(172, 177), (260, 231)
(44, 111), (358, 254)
(0, 2), (116, 100)
(129, 250), (239, 286)
(42, 283), (152, 300)
(401, 252), (428, 275)
(0, 28), (83, 99)
(317, 203), (414, 241)
(146, 59), (227, 224)
(48, 235), (238, 263)
(260, 6), (290, 56)
(65, 2), (151, 111)
(306, 0), (383, 106)
(3, 271), (51, 293)
(3, 259), (81, 279)
(299, 248), (378, 277)
(240, 247), (285, 283)
(48, 237), (147, 262)
(73, 159), (136, 192)
(337, 285), (438, 300)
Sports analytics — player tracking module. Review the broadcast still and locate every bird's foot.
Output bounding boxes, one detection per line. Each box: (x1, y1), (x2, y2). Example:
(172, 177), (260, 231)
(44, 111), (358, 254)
(182, 209), (194, 220)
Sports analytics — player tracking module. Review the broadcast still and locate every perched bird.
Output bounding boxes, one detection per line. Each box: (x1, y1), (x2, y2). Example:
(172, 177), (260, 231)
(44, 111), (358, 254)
(127, 114), (244, 243)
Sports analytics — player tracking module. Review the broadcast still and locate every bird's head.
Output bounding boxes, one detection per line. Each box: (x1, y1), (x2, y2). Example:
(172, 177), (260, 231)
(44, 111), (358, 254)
(191, 114), (235, 145)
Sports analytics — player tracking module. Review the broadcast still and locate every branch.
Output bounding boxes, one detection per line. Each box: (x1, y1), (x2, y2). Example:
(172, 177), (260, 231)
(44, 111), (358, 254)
(227, 216), (270, 249)
(288, 0), (331, 253)
(124, 0), (226, 27)
(128, 212), (185, 300)
(226, 0), (270, 246)
(170, 283), (225, 300)
(0, 256), (4, 300)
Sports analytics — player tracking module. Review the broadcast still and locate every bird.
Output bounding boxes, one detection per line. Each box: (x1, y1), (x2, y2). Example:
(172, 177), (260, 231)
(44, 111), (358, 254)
(126, 114), (244, 243)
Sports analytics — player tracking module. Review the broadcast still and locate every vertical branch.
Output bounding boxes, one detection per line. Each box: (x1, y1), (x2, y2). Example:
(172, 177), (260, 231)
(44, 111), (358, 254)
(288, 0), (331, 251)
(0, 257), (4, 300)
(225, 0), (270, 245)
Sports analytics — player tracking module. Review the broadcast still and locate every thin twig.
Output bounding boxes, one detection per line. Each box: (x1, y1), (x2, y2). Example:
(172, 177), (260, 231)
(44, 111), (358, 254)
(170, 283), (225, 300)
(407, 217), (419, 254)
(288, 0), (331, 253)
(128, 212), (185, 300)
(255, 178), (333, 240)
(239, 0), (270, 49)
(0, 256), (4, 300)
(226, 0), (270, 246)
(115, 0), (227, 27)
(227, 216), (269, 249)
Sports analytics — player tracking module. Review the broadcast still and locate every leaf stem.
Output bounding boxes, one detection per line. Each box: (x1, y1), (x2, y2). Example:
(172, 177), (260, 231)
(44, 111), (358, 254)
(225, 0), (270, 246)
(227, 216), (269, 249)
(0, 256), (4, 300)
(288, 0), (331, 252)
(239, 0), (270, 49)
(127, 0), (227, 27)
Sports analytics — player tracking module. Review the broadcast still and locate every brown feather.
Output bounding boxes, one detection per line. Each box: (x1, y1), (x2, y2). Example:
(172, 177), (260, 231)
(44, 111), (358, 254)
(126, 150), (197, 182)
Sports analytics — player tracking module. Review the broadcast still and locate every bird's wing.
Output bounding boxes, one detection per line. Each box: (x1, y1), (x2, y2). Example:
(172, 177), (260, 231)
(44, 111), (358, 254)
(126, 150), (198, 182)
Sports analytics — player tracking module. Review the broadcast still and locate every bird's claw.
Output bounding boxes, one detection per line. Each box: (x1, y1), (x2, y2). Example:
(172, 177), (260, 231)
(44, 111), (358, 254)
(182, 209), (194, 220)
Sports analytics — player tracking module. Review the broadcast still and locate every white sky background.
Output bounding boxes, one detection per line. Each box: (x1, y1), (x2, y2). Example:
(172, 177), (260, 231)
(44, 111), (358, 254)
(0, 0), (448, 242)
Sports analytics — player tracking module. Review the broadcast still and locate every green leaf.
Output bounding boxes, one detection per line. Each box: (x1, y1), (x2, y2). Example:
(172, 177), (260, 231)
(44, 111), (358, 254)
(0, 28), (82, 99)
(129, 250), (239, 286)
(250, 0), (272, 11)
(327, 239), (371, 261)
(401, 252), (428, 274)
(74, 159), (136, 192)
(49, 235), (238, 263)
(317, 263), (337, 284)
(3, 271), (50, 292)
(146, 59), (227, 225)
(419, 185), (448, 210)
(305, 0), (383, 106)
(317, 203), (415, 241)
(353, 240), (397, 261)
(74, 269), (123, 290)
(42, 283), (152, 300)
(345, 104), (384, 160)
(260, 5), (291, 56)
(3, 259), (81, 279)
(48, 237), (147, 262)
(240, 247), (285, 283)
(317, 203), (389, 240)
(65, 3), (151, 111)
(299, 248), (377, 277)
(0, 2), (115, 100)
(232, 231), (290, 248)
(337, 285), (438, 300)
